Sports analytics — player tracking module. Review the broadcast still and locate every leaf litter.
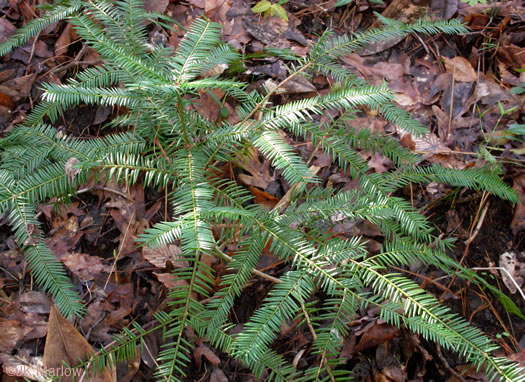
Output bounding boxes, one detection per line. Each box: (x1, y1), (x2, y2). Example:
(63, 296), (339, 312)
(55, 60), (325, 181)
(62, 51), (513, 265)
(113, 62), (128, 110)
(0, 0), (525, 380)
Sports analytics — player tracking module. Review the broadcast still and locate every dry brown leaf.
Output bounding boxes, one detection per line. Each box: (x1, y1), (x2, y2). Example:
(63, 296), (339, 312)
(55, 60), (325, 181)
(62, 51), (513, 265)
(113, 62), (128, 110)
(104, 182), (146, 255)
(508, 348), (525, 366)
(431, 0), (458, 19)
(0, 319), (32, 352)
(249, 186), (280, 209)
(62, 252), (112, 281)
(400, 133), (416, 151)
(498, 60), (522, 87)
(153, 273), (198, 301)
(237, 148), (275, 190)
(474, 78), (515, 106)
(498, 252), (524, 295)
(204, 0), (227, 13)
(0, 19), (16, 45)
(243, 17), (289, 46)
(201, 63), (229, 78)
(0, 74), (36, 101)
(64, 157), (80, 182)
(154, 272), (188, 289)
(0, 68), (16, 82)
(17, 0), (38, 21)
(342, 54), (372, 77)
(55, 23), (77, 62)
(34, 39), (54, 58)
(141, 331), (161, 369)
(193, 344), (220, 369)
(0, 352), (46, 380)
(193, 88), (224, 122)
(210, 368), (229, 382)
(371, 61), (404, 81)
(44, 303), (115, 382)
(511, 175), (525, 234)
(0, 90), (15, 108)
(18, 291), (51, 314)
(366, 152), (392, 173)
(279, 76), (316, 94)
(189, 0), (205, 7)
(3, 293), (49, 341)
(143, 244), (185, 268)
(353, 323), (400, 353)
(79, 300), (113, 344)
(412, 131), (463, 168)
(144, 0), (169, 14)
(443, 56), (477, 82)
(104, 306), (132, 327)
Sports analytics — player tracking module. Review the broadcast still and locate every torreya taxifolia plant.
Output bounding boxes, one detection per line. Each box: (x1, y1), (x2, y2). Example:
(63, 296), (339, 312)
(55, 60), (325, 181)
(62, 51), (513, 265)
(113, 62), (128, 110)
(0, 1), (524, 381)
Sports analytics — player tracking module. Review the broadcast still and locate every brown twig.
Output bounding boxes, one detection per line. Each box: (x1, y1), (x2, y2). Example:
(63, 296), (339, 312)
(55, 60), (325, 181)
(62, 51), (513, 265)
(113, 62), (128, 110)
(300, 301), (317, 341)
(440, 192), (490, 300)
(390, 266), (460, 299)
(446, 64), (456, 141)
(435, 343), (466, 382)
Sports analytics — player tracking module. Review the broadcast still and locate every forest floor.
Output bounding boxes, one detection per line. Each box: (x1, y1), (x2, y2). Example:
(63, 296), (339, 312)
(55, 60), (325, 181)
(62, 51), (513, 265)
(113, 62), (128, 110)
(0, 0), (524, 381)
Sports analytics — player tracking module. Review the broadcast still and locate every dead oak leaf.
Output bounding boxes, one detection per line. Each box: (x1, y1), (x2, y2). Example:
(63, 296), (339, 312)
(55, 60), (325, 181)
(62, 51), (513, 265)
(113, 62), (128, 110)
(366, 152), (393, 173)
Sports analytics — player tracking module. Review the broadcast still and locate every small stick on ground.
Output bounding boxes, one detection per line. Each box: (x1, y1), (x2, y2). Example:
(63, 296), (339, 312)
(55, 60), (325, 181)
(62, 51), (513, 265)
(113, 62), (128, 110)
(435, 343), (466, 382)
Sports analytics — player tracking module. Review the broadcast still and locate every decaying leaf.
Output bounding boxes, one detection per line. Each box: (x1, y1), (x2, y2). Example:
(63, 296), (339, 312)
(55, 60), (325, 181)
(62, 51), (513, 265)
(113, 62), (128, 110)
(0, 90), (15, 108)
(443, 56), (477, 82)
(19, 291), (51, 314)
(143, 243), (185, 268)
(143, 0), (169, 14)
(209, 367), (229, 382)
(55, 23), (77, 62)
(498, 252), (524, 295)
(65, 157), (80, 182)
(0, 319), (32, 352)
(0, 352), (46, 380)
(44, 303), (115, 382)
(511, 174), (525, 234)
(237, 148), (275, 189)
(193, 344), (220, 369)
(153, 273), (197, 300)
(412, 131), (462, 168)
(0, 73), (36, 101)
(0, 18), (16, 45)
(353, 323), (400, 353)
(62, 252), (112, 281)
(249, 185), (280, 209)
